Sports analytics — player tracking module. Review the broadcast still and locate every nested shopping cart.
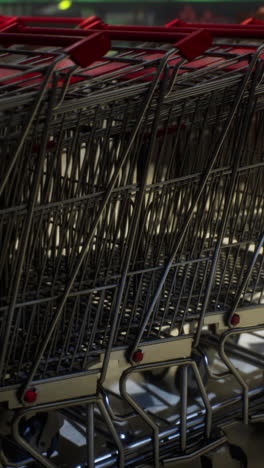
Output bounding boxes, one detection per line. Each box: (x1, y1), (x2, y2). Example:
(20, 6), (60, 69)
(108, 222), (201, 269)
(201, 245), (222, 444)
(0, 15), (264, 468)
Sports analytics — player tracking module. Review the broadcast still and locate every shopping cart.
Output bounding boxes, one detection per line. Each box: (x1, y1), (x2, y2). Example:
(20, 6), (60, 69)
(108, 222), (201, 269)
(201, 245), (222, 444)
(0, 15), (264, 468)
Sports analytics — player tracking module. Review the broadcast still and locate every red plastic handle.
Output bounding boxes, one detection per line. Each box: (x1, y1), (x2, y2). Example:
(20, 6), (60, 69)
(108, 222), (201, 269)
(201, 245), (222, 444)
(64, 32), (110, 68)
(4, 24), (212, 61)
(174, 30), (212, 61)
(0, 31), (110, 68)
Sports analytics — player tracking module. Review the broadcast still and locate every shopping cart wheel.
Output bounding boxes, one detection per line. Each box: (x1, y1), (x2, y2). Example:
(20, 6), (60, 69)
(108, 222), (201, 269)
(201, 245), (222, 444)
(175, 350), (208, 395)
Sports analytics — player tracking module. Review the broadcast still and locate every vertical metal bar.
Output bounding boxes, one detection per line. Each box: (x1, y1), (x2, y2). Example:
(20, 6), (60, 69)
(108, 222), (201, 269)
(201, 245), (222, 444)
(180, 365), (188, 452)
(97, 398), (125, 468)
(191, 361), (212, 439)
(219, 328), (251, 424)
(87, 403), (94, 468)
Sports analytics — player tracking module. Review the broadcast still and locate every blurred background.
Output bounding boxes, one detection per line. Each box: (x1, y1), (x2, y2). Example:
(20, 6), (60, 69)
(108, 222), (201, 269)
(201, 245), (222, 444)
(1, 1), (264, 26)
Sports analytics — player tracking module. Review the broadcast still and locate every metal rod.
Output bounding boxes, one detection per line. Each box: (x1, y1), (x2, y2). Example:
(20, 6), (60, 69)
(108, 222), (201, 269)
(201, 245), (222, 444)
(97, 398), (125, 468)
(180, 365), (188, 452)
(87, 403), (94, 468)
(191, 361), (212, 439)
(163, 436), (227, 465)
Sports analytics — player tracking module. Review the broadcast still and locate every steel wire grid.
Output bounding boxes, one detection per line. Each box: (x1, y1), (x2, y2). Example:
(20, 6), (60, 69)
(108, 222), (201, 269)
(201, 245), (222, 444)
(0, 40), (264, 388)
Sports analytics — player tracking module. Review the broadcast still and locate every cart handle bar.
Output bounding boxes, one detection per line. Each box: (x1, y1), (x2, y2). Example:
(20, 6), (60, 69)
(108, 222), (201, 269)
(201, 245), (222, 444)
(0, 27), (212, 62)
(0, 30), (111, 68)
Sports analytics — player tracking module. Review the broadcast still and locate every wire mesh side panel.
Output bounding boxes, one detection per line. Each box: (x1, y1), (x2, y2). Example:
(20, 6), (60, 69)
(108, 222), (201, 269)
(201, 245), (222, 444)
(0, 90), (143, 383)
(1, 52), (264, 384)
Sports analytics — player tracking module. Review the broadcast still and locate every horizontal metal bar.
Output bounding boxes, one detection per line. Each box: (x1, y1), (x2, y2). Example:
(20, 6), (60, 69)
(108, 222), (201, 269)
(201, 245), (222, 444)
(1, 159), (263, 217)
(163, 436), (227, 464)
